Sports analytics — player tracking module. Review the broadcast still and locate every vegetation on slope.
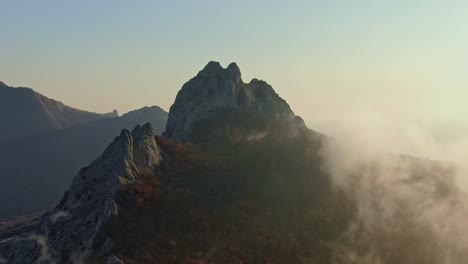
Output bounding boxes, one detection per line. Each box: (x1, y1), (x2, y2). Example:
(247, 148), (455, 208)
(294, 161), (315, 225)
(91, 112), (354, 263)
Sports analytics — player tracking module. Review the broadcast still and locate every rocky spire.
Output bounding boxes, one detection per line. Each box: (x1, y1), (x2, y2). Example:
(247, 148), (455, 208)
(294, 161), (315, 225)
(164, 61), (296, 141)
(226, 62), (242, 83)
(196, 61), (242, 83)
(0, 123), (162, 264)
(131, 123), (162, 172)
(201, 61), (223, 73)
(57, 122), (161, 220)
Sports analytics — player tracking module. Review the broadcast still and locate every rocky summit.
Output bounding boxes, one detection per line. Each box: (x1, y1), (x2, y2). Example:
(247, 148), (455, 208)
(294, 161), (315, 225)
(164, 61), (301, 141)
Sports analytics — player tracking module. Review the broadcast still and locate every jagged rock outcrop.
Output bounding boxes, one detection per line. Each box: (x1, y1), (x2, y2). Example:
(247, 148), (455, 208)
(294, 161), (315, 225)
(102, 109), (119, 118)
(0, 123), (161, 264)
(164, 61), (302, 141)
(0, 105), (168, 218)
(131, 123), (162, 172)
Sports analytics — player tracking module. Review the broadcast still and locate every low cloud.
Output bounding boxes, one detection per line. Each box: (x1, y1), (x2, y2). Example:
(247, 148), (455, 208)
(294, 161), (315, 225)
(318, 108), (468, 264)
(49, 210), (69, 224)
(28, 235), (55, 264)
(246, 131), (269, 141)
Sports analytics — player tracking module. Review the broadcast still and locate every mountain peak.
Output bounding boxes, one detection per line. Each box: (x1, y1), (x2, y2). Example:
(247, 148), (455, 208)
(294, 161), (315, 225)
(164, 61), (298, 141)
(226, 62), (242, 83)
(198, 61), (243, 83)
(227, 62), (239, 70)
(201, 61), (223, 72)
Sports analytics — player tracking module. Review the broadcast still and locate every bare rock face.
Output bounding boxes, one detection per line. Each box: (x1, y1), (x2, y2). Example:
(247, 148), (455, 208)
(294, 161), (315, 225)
(107, 255), (125, 264)
(164, 61), (299, 141)
(0, 123), (161, 263)
(131, 123), (162, 172)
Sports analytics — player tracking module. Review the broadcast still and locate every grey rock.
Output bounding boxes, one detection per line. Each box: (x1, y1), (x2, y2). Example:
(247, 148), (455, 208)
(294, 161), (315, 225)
(0, 237), (42, 264)
(96, 198), (119, 232)
(99, 238), (116, 256)
(132, 123), (162, 173)
(164, 61), (298, 141)
(0, 123), (162, 263)
(107, 255), (125, 264)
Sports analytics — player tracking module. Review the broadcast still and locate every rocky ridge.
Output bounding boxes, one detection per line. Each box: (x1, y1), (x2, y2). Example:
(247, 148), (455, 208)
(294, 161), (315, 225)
(0, 123), (161, 264)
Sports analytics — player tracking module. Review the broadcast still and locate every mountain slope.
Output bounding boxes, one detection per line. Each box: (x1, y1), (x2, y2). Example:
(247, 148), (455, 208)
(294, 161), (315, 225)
(1, 62), (464, 264)
(0, 105), (168, 217)
(0, 62), (339, 263)
(96, 122), (347, 264)
(0, 121), (345, 264)
(0, 82), (108, 144)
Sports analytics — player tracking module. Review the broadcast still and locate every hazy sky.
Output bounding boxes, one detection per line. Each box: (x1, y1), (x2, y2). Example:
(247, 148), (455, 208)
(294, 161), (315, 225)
(2, 1), (468, 146)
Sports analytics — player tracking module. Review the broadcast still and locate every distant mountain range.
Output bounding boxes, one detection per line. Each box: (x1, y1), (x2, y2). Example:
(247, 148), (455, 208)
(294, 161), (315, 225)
(0, 82), (168, 217)
(0, 81), (117, 144)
